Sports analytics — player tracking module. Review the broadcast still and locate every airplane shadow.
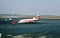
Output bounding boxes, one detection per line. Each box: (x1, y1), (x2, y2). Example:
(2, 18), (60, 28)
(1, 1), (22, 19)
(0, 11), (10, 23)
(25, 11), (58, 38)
(18, 22), (47, 24)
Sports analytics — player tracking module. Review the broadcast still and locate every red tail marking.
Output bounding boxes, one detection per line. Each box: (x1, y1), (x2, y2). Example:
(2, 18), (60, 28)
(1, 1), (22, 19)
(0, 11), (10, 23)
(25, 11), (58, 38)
(35, 16), (40, 19)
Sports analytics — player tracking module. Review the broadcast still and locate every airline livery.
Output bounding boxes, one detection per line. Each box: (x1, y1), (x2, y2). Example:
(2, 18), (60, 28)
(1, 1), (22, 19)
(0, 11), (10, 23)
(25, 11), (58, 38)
(18, 15), (40, 23)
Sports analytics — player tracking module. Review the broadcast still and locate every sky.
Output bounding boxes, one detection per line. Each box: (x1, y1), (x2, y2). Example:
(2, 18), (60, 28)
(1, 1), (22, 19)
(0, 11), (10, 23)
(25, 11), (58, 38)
(0, 0), (60, 16)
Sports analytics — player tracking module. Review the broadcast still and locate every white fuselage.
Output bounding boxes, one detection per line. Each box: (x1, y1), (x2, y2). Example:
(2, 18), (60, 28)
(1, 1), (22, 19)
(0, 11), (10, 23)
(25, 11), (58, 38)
(18, 19), (38, 23)
(18, 15), (40, 23)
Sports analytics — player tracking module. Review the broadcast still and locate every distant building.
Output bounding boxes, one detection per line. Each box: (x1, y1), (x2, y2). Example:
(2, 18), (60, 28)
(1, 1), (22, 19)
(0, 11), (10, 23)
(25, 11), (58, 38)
(0, 14), (21, 18)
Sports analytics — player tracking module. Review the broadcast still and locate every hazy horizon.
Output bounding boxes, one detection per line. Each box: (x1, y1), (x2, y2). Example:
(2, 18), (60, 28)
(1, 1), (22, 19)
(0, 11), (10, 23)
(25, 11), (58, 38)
(0, 0), (60, 16)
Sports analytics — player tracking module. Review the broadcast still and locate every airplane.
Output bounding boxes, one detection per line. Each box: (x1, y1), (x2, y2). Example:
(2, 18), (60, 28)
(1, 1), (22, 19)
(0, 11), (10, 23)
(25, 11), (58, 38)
(18, 15), (40, 23)
(1, 16), (60, 38)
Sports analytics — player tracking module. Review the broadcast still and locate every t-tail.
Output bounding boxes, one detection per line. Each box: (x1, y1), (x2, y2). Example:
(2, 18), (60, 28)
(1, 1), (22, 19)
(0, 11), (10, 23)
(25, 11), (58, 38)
(33, 15), (40, 20)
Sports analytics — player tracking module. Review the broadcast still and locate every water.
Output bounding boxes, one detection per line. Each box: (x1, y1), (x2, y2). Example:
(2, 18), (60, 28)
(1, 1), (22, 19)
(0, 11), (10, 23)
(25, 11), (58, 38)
(0, 19), (60, 38)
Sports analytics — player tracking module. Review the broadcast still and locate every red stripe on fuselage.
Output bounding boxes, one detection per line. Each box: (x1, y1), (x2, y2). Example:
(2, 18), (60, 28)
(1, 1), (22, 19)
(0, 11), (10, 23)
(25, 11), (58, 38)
(23, 20), (34, 22)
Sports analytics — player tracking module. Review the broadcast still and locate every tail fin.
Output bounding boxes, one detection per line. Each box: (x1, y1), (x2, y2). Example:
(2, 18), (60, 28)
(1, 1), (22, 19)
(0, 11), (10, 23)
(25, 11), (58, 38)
(33, 15), (40, 20)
